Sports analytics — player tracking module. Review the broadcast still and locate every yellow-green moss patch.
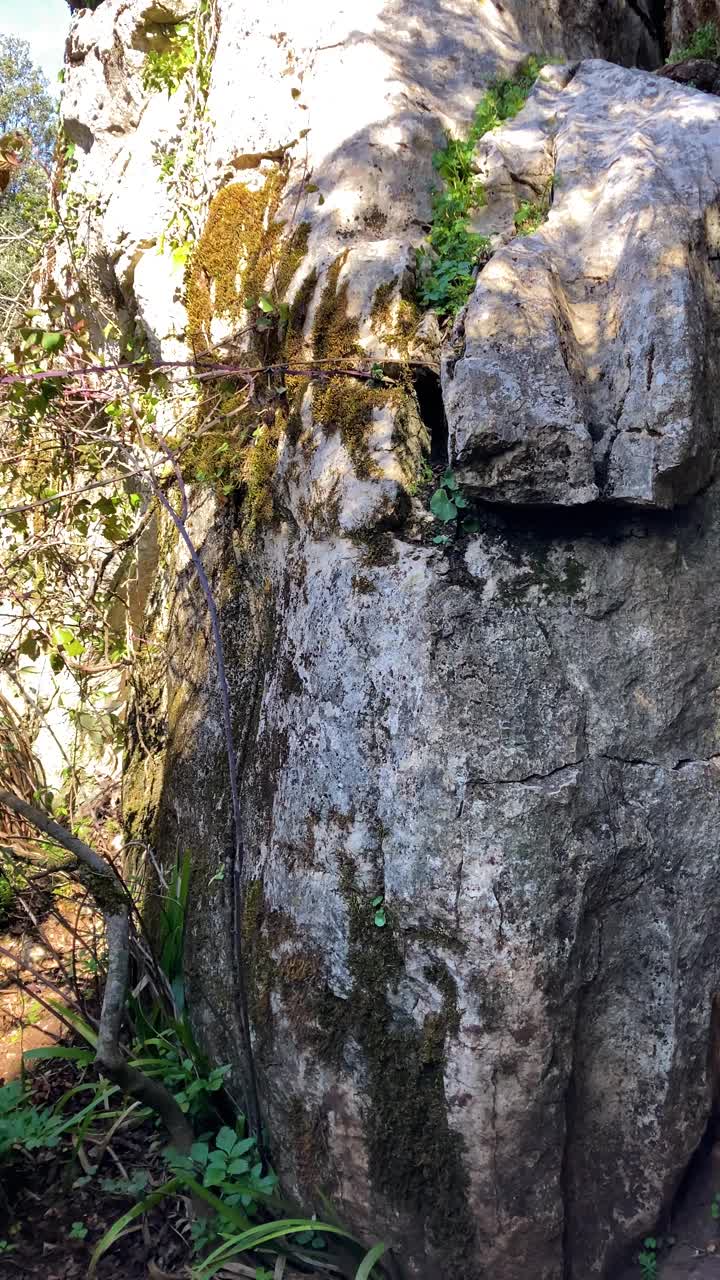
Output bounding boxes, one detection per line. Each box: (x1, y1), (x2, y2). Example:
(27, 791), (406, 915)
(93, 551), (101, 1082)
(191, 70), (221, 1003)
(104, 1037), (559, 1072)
(311, 252), (359, 363)
(186, 172), (287, 352)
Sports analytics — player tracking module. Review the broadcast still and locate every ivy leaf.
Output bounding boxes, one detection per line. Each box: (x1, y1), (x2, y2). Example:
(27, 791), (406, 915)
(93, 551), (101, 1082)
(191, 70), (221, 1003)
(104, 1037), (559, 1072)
(371, 895), (384, 907)
(374, 908), (387, 928)
(442, 469), (459, 490)
(258, 295), (276, 314)
(429, 488), (458, 523)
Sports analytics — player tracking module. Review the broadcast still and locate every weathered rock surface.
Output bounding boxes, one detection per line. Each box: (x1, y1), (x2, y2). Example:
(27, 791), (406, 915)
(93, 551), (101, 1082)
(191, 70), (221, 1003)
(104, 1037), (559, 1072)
(668, 0), (720, 51)
(444, 60), (720, 508)
(495, 0), (664, 68)
(54, 3), (720, 1279)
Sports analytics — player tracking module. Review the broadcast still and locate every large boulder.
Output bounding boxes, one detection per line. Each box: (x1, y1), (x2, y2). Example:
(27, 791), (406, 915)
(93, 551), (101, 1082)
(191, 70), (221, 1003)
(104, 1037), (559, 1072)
(53, 3), (720, 1278)
(443, 60), (720, 508)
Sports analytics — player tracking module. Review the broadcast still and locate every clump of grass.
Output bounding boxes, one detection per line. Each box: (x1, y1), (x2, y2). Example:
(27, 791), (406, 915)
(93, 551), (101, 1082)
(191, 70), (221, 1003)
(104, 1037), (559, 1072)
(417, 56), (544, 317)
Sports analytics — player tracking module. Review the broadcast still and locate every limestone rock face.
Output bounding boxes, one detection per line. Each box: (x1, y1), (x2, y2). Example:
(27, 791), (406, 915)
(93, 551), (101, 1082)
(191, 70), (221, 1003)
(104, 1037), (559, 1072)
(443, 60), (720, 508)
(55, 3), (720, 1279)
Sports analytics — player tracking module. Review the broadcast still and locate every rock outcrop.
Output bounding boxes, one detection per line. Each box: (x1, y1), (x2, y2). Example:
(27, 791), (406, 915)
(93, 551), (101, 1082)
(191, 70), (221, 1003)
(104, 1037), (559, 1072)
(444, 60), (720, 508)
(52, 2), (720, 1278)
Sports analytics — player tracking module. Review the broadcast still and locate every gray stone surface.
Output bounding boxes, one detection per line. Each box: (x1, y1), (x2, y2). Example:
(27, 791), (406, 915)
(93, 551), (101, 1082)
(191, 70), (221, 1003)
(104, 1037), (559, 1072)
(53, 4), (720, 1278)
(444, 60), (720, 509)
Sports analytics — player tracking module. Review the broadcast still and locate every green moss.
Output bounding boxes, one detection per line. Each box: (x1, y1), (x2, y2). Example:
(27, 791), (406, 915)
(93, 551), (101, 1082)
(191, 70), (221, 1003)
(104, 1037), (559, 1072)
(186, 172), (286, 352)
(181, 180), (316, 529)
(311, 251), (359, 364)
(309, 255), (402, 478)
(275, 220), (311, 300)
(370, 278), (421, 360)
(500, 548), (587, 604)
(285, 269), (317, 363)
(243, 408), (284, 529)
(468, 970), (506, 1032)
(363, 205), (387, 233)
(285, 375), (310, 445)
(370, 277), (398, 334)
(314, 871), (476, 1274)
(349, 529), (398, 568)
(288, 1096), (333, 1196)
(242, 866), (475, 1272)
(314, 378), (397, 479)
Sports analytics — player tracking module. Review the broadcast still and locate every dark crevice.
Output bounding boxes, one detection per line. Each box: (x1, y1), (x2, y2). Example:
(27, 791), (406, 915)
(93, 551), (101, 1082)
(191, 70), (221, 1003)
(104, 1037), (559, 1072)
(414, 367), (448, 466)
(626, 0), (669, 64)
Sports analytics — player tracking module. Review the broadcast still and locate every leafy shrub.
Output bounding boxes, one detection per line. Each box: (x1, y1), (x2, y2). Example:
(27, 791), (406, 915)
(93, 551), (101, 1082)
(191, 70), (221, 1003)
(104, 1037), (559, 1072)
(142, 23), (195, 96)
(417, 56), (543, 316)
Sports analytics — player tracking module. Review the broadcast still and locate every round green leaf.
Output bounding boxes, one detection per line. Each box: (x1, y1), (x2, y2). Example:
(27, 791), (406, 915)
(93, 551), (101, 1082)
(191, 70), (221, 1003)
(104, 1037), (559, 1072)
(429, 489), (458, 522)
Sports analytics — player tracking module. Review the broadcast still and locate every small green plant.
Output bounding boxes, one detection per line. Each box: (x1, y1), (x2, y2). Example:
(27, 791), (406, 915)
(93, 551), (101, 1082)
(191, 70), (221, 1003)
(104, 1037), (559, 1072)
(99, 1169), (151, 1198)
(142, 22), (195, 96)
(669, 22), (720, 62)
(514, 195), (548, 236)
(69, 1221), (89, 1242)
(0, 1080), (64, 1157)
(418, 56), (543, 316)
(711, 1190), (720, 1220)
(371, 895), (386, 928)
(130, 1034), (230, 1121)
(428, 469), (478, 545)
(0, 1240), (17, 1254)
(638, 1236), (658, 1279)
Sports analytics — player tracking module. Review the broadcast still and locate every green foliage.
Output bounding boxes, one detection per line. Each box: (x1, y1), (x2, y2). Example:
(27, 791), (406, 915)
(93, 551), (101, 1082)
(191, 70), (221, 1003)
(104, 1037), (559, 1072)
(371, 895), (386, 928)
(514, 194), (548, 236)
(99, 1169), (150, 1198)
(0, 36), (55, 329)
(417, 56), (543, 316)
(638, 1236), (658, 1279)
(129, 1033), (230, 1121)
(69, 1221), (88, 1241)
(428, 469), (477, 545)
(0, 873), (16, 923)
(167, 1123), (278, 1253)
(669, 22), (720, 61)
(0, 1080), (64, 1157)
(711, 1191), (720, 1220)
(142, 23), (195, 96)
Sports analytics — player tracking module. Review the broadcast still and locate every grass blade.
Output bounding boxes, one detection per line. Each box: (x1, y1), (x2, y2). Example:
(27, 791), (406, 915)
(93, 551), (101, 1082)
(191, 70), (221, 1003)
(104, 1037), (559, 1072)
(45, 999), (98, 1047)
(88, 1178), (180, 1275)
(355, 1242), (387, 1279)
(190, 1219), (360, 1280)
(23, 1046), (94, 1064)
